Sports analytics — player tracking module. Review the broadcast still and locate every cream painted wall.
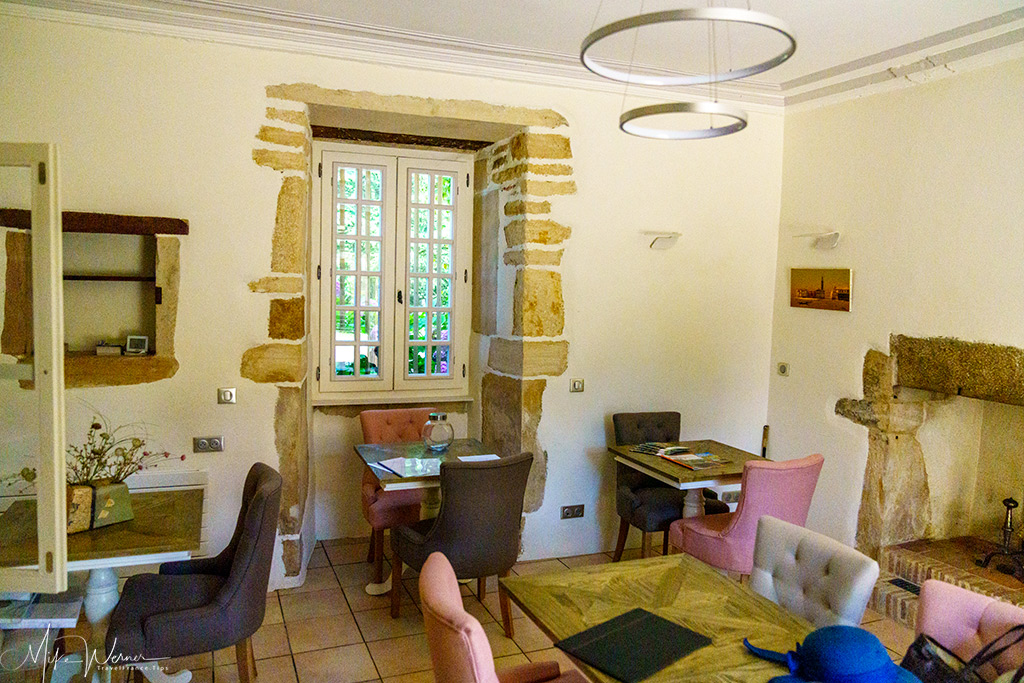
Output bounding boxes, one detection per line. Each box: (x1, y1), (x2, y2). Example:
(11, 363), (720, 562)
(1, 10), (783, 570)
(767, 58), (1024, 545)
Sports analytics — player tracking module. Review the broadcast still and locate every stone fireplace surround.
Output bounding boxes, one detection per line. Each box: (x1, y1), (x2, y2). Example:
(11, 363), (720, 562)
(837, 334), (1024, 559)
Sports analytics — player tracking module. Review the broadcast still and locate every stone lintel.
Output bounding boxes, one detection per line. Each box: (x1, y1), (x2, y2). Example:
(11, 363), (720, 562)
(265, 84), (567, 128)
(503, 248), (563, 267)
(892, 334), (1024, 407)
(1, 230), (31, 356)
(522, 180), (577, 197)
(266, 107), (309, 127)
(504, 219), (571, 247)
(504, 200), (551, 216)
(62, 355), (179, 389)
(271, 176), (308, 274)
(513, 269), (564, 337)
(249, 276), (304, 294)
(269, 296), (305, 340)
(315, 401), (469, 418)
(276, 384), (308, 536)
(241, 342), (305, 383)
(488, 338), (569, 377)
(510, 133), (572, 160)
(253, 148), (308, 172)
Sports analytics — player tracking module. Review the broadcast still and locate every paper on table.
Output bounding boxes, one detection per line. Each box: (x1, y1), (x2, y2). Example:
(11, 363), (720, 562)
(376, 457), (441, 477)
(458, 454), (500, 462)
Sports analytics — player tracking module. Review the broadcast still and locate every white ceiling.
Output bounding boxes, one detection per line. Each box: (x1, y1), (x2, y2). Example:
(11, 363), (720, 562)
(8, 0), (1024, 106)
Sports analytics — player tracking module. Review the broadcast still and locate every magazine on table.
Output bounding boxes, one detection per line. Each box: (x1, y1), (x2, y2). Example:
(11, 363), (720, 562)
(660, 452), (731, 470)
(630, 442), (691, 456)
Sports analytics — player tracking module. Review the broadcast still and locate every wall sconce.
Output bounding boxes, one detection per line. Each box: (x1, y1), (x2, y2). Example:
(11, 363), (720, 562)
(793, 231), (841, 249)
(641, 231), (681, 250)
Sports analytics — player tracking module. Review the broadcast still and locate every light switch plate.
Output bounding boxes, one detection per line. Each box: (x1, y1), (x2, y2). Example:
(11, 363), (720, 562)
(570, 378), (584, 393)
(218, 387), (236, 404)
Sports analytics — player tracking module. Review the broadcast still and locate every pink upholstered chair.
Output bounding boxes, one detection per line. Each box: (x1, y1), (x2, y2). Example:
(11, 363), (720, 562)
(917, 579), (1024, 681)
(420, 552), (587, 683)
(668, 453), (824, 574)
(359, 407), (435, 584)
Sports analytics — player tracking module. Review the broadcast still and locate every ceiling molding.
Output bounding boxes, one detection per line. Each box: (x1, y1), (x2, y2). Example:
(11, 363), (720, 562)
(4, 0), (1024, 111)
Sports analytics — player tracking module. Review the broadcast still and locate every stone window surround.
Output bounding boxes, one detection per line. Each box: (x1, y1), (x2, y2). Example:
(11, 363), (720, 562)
(248, 84), (577, 576)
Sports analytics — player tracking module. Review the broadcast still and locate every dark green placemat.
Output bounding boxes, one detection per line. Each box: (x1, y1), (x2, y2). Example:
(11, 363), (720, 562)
(555, 608), (712, 682)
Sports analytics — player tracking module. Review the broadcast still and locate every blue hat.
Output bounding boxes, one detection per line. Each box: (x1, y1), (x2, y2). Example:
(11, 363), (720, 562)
(744, 625), (921, 683)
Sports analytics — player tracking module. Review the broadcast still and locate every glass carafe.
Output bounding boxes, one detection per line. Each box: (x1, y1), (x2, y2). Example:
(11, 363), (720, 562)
(423, 412), (454, 451)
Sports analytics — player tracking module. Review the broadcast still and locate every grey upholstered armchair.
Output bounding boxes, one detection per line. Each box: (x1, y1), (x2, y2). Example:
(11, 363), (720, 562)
(612, 412), (729, 560)
(390, 452), (534, 639)
(106, 462), (282, 683)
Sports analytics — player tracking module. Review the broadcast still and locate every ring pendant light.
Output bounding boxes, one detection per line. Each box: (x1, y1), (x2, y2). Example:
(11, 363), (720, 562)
(619, 101), (747, 140)
(580, 6), (796, 87)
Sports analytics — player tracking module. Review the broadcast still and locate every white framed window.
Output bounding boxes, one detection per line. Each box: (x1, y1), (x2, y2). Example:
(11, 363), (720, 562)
(311, 143), (472, 404)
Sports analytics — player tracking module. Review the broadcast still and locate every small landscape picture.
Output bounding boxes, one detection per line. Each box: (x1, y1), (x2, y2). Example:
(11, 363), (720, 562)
(790, 268), (852, 312)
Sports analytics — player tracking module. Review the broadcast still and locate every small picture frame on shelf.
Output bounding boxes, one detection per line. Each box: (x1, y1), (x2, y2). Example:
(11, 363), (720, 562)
(125, 335), (149, 355)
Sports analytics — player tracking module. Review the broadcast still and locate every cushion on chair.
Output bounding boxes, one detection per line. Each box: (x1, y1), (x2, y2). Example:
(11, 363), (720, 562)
(361, 467), (425, 529)
(748, 516), (879, 627)
(106, 573), (226, 659)
(625, 487), (687, 533)
(918, 579), (1024, 680)
(359, 407), (435, 444)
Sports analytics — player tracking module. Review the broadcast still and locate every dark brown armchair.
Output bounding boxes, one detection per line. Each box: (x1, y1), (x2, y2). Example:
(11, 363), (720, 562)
(106, 462), (282, 683)
(612, 412), (728, 561)
(389, 452), (533, 639)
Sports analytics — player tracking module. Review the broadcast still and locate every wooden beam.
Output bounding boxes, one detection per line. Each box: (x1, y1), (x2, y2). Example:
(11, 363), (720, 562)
(0, 209), (189, 235)
(311, 125), (491, 151)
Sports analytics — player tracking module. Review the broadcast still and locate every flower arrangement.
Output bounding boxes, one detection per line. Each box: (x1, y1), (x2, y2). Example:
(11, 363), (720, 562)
(66, 414), (184, 485)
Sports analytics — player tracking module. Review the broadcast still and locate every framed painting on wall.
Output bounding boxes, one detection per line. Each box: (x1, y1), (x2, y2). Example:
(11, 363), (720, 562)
(790, 268), (852, 311)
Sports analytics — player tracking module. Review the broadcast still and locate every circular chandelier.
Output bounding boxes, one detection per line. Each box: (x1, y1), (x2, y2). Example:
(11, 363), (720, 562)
(619, 101), (747, 140)
(580, 4), (796, 140)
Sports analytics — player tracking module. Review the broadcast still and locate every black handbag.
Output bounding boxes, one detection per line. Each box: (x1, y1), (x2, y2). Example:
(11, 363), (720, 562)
(901, 624), (1024, 683)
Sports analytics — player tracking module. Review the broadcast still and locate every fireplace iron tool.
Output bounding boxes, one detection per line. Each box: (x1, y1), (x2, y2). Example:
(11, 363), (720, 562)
(977, 497), (1024, 580)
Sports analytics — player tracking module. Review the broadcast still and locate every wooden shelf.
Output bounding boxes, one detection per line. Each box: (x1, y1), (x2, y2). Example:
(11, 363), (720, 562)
(0, 209), (188, 235)
(63, 274), (156, 282)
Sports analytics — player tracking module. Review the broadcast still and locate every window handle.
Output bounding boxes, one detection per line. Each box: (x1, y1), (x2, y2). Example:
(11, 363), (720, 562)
(397, 290), (403, 304)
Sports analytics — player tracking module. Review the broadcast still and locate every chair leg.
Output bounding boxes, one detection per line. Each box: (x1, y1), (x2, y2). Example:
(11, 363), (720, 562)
(373, 529), (385, 584)
(477, 576), (486, 603)
(390, 556), (403, 618)
(662, 531), (669, 556)
(499, 571), (514, 639)
(641, 531), (652, 559)
(133, 667), (146, 683)
(235, 637), (257, 683)
(367, 528), (376, 563)
(612, 517), (630, 562)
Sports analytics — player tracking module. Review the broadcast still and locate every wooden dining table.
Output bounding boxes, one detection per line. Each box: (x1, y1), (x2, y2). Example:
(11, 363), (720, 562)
(501, 553), (812, 683)
(610, 440), (763, 517)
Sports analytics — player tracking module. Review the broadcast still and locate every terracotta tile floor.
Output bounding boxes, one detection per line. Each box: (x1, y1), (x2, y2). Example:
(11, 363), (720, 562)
(91, 538), (915, 682)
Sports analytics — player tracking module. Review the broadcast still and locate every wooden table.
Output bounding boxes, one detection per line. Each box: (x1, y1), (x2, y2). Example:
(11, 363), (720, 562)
(354, 437), (494, 595)
(0, 489), (203, 683)
(502, 554), (812, 683)
(610, 440), (762, 517)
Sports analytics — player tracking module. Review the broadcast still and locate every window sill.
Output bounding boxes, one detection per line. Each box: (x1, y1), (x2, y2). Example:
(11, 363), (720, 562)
(311, 394), (473, 407)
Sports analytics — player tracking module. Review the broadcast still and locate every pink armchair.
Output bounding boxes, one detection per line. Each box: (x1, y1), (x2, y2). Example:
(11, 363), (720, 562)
(359, 407), (435, 584)
(668, 453), (823, 574)
(917, 579), (1024, 681)
(420, 552), (586, 683)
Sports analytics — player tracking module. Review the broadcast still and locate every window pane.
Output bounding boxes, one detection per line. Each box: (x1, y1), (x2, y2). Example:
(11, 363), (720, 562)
(361, 311), (379, 341)
(360, 275), (380, 307)
(337, 275), (355, 306)
(359, 346), (379, 377)
(433, 277), (451, 308)
(432, 244), (451, 273)
(363, 169), (382, 201)
(438, 209), (453, 239)
(360, 241), (381, 272)
(335, 346), (355, 376)
(418, 173), (431, 203)
(407, 277), (428, 307)
(336, 239), (356, 271)
(408, 345), (427, 375)
(361, 205), (381, 236)
(338, 203), (357, 235)
(435, 174), (453, 205)
(340, 167), (357, 199)
(335, 310), (355, 341)
(431, 312), (450, 341)
(432, 345), (450, 376)
(408, 312), (427, 341)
